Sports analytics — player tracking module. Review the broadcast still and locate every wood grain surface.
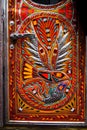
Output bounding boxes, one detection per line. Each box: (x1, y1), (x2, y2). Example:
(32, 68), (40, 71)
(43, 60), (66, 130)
(0, 0), (3, 127)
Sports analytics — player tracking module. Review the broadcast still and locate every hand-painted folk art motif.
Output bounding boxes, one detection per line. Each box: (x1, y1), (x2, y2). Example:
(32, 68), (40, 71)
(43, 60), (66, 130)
(7, 0), (86, 124)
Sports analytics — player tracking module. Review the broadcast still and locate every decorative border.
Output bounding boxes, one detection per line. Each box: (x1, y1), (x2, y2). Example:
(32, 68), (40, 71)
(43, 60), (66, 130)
(3, 0), (87, 126)
(25, 0), (67, 9)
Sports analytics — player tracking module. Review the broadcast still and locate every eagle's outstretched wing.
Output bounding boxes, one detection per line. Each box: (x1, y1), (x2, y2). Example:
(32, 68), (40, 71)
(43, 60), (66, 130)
(56, 25), (71, 71)
(24, 34), (49, 69)
(24, 34), (44, 67)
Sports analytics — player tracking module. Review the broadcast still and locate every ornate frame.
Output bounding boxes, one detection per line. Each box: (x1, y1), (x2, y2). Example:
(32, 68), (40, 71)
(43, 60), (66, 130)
(1, 0), (87, 126)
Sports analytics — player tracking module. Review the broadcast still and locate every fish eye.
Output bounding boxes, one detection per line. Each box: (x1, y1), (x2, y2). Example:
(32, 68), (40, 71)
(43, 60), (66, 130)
(53, 47), (58, 56)
(40, 48), (43, 53)
(54, 48), (58, 53)
(39, 47), (45, 55)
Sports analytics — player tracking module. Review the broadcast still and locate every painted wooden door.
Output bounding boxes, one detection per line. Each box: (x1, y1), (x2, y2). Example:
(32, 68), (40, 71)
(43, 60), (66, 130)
(3, 0), (86, 125)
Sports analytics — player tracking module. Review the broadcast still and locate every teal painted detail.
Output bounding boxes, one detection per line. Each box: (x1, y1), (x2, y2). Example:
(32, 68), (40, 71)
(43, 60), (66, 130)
(22, 50), (24, 54)
(48, 74), (51, 80)
(70, 54), (73, 57)
(52, 76), (59, 82)
(69, 46), (72, 49)
(49, 87), (56, 96)
(22, 42), (24, 48)
(67, 85), (72, 89)
(70, 77), (72, 80)
(61, 93), (66, 99)
(34, 64), (36, 67)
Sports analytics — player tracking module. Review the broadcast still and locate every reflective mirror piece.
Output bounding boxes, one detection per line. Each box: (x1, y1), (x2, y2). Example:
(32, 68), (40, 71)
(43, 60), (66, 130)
(31, 0), (62, 5)
(4, 0), (86, 125)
